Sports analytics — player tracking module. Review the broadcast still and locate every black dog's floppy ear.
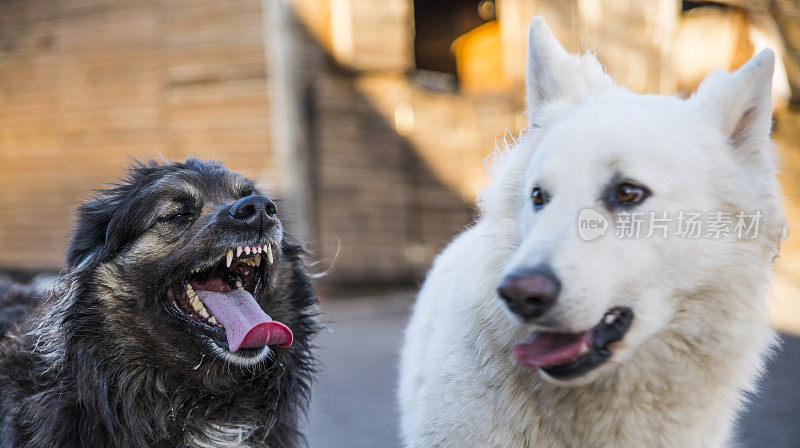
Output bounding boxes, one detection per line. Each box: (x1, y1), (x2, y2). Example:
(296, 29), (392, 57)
(66, 195), (120, 267)
(66, 159), (165, 267)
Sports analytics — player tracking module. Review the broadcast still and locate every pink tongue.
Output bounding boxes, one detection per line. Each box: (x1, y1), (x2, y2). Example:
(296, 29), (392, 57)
(195, 289), (292, 352)
(511, 331), (590, 368)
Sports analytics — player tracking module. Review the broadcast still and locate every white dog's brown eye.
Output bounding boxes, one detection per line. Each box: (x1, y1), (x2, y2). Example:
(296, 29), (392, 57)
(531, 187), (548, 210)
(615, 183), (646, 204)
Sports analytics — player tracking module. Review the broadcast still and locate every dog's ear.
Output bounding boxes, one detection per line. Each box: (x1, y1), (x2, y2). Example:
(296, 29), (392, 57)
(66, 196), (118, 267)
(691, 50), (775, 167)
(525, 17), (616, 127)
(67, 184), (144, 267)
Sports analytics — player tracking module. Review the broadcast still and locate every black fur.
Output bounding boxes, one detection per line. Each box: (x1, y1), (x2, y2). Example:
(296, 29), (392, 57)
(0, 159), (319, 447)
(0, 282), (43, 338)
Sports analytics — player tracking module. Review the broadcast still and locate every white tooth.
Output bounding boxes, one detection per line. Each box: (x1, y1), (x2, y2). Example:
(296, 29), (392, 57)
(254, 253), (261, 266)
(226, 250), (233, 268)
(199, 308), (209, 319)
(257, 246), (262, 253)
(209, 317), (218, 325)
(191, 298), (203, 312)
(266, 245), (274, 264)
(235, 279), (243, 290)
(604, 314), (617, 325)
(237, 246), (243, 257)
(245, 246), (251, 255)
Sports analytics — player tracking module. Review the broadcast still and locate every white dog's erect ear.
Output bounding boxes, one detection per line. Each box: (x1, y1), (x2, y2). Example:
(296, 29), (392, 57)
(691, 50), (775, 160)
(526, 17), (615, 125)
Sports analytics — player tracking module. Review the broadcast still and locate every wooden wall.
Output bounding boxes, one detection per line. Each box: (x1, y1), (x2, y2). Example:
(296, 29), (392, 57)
(0, 0), (276, 270)
(499, 0), (678, 94)
(0, 0), (519, 285)
(293, 0), (515, 285)
(0, 0), (686, 287)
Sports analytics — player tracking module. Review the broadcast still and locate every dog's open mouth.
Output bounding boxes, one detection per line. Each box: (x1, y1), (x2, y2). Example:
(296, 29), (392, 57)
(167, 243), (293, 352)
(512, 307), (633, 380)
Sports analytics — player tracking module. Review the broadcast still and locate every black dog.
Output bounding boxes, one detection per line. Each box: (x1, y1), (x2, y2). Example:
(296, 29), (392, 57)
(0, 159), (318, 447)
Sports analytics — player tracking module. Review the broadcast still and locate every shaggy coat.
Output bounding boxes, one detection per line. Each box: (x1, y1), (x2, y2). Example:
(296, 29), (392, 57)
(399, 18), (785, 448)
(0, 160), (318, 448)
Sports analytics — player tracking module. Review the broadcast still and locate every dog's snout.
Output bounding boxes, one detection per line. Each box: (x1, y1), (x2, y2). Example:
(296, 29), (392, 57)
(228, 195), (277, 224)
(498, 266), (560, 320)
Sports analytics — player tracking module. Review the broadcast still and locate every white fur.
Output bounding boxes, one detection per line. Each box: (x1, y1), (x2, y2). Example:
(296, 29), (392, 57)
(206, 338), (272, 367)
(187, 422), (255, 448)
(399, 17), (785, 448)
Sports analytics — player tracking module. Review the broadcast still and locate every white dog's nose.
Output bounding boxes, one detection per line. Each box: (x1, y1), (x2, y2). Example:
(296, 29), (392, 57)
(498, 267), (560, 320)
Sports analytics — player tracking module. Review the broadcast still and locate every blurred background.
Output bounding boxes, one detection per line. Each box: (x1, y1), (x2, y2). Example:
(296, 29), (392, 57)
(1, 0), (799, 446)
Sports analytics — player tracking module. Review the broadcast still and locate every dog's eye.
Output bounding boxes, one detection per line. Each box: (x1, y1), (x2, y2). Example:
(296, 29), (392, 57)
(164, 211), (194, 223)
(614, 183), (648, 205)
(531, 187), (548, 210)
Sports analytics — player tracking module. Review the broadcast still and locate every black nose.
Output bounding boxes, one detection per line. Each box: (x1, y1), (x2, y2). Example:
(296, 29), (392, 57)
(228, 195), (277, 224)
(498, 266), (560, 320)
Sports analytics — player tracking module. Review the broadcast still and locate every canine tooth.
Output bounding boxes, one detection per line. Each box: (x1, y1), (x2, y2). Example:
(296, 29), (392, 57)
(266, 245), (273, 264)
(604, 314), (617, 325)
(191, 298), (203, 312)
(235, 279), (243, 290)
(237, 246), (243, 257)
(209, 317), (218, 325)
(245, 246), (251, 255)
(254, 253), (261, 266)
(199, 308), (209, 319)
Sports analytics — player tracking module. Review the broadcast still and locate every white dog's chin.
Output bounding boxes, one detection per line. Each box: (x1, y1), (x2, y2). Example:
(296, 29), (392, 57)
(537, 358), (619, 386)
(511, 307), (634, 386)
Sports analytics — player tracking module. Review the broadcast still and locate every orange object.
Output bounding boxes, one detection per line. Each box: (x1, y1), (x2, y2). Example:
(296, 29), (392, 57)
(452, 21), (508, 93)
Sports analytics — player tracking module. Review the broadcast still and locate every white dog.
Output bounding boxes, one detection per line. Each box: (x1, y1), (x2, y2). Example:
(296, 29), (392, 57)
(399, 17), (785, 448)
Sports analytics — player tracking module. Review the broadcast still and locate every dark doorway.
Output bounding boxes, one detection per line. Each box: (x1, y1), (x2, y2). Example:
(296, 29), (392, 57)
(413, 0), (494, 75)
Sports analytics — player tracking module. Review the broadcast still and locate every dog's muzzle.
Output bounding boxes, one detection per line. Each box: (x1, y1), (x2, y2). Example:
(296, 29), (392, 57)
(498, 266), (561, 321)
